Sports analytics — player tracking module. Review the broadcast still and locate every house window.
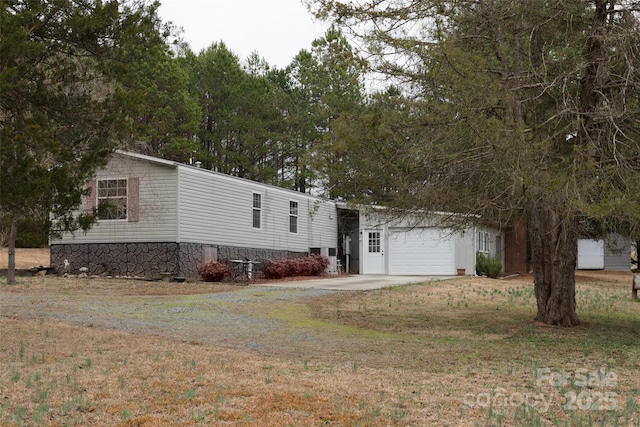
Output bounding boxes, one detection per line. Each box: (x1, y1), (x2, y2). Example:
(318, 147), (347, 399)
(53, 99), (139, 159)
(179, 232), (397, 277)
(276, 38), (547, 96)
(368, 231), (381, 253)
(252, 193), (262, 229)
(97, 178), (128, 220)
(478, 231), (490, 253)
(289, 201), (298, 234)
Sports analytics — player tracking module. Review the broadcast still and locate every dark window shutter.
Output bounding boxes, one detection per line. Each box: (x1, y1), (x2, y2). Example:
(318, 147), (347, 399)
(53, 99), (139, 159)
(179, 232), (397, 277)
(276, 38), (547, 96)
(85, 180), (96, 212)
(128, 177), (139, 222)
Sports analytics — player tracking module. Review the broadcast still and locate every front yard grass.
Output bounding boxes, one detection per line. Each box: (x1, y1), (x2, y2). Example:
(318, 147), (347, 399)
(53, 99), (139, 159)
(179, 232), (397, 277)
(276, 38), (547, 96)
(1, 272), (638, 426)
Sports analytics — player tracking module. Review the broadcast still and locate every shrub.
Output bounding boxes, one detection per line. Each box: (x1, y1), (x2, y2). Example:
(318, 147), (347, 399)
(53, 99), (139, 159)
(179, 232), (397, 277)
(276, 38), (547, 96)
(485, 256), (503, 279)
(476, 252), (487, 276)
(262, 258), (288, 279)
(198, 261), (231, 282)
(262, 255), (329, 279)
(476, 252), (502, 279)
(298, 255), (329, 276)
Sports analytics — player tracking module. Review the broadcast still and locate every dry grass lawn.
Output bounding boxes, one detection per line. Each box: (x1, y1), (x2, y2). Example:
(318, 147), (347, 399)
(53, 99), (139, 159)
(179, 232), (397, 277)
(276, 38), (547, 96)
(0, 248), (50, 269)
(1, 249), (639, 426)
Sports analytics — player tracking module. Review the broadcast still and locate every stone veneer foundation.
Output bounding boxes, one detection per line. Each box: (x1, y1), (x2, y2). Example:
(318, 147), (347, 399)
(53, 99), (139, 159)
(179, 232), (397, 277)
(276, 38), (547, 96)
(50, 243), (305, 279)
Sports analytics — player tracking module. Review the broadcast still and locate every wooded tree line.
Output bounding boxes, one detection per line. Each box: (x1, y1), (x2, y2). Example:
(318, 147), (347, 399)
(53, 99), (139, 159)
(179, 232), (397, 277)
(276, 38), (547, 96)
(1, 0), (366, 254)
(114, 26), (366, 196)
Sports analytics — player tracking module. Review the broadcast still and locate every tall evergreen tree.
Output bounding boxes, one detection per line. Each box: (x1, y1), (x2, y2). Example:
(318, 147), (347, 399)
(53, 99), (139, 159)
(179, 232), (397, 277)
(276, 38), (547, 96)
(188, 44), (286, 182)
(120, 44), (201, 163)
(311, 0), (640, 325)
(230, 53), (285, 183)
(190, 43), (245, 171)
(281, 26), (365, 193)
(0, 0), (173, 282)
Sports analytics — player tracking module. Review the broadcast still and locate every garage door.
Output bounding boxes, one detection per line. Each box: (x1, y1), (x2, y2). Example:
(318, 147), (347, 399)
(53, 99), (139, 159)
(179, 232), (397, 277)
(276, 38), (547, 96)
(388, 228), (455, 275)
(577, 239), (604, 269)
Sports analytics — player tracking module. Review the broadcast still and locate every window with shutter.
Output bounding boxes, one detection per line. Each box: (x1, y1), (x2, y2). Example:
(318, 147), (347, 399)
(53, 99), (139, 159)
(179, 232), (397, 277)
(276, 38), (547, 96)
(84, 180), (97, 212)
(97, 178), (128, 220)
(128, 177), (139, 222)
(88, 177), (139, 222)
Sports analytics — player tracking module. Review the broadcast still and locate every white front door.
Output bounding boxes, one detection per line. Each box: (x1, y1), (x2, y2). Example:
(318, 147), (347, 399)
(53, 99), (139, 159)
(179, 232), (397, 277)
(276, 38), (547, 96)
(363, 230), (385, 274)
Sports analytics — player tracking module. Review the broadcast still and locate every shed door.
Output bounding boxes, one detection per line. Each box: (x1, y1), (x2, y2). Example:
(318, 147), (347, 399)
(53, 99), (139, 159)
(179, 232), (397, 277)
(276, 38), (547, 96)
(577, 239), (604, 269)
(388, 228), (455, 275)
(362, 230), (385, 274)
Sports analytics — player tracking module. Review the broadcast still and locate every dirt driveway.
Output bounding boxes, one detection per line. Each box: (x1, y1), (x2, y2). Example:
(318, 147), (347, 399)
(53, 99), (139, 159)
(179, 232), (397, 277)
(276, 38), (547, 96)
(0, 278), (345, 357)
(2, 274), (444, 370)
(256, 274), (449, 290)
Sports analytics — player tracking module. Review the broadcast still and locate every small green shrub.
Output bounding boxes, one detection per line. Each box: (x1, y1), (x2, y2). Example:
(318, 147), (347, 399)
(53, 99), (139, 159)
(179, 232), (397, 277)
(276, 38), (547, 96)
(476, 252), (487, 276)
(476, 252), (502, 278)
(198, 261), (232, 282)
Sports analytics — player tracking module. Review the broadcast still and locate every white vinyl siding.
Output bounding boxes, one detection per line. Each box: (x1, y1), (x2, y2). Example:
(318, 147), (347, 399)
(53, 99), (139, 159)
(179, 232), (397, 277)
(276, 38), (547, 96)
(177, 167), (337, 252)
(358, 210), (503, 276)
(51, 154), (178, 244)
(54, 151), (338, 253)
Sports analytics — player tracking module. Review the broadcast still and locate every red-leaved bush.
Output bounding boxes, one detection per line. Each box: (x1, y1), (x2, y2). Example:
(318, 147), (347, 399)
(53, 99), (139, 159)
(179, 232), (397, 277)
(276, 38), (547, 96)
(262, 255), (329, 279)
(198, 261), (232, 282)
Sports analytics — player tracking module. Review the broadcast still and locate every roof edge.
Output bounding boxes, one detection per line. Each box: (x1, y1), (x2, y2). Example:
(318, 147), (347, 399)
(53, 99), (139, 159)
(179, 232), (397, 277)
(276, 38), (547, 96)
(114, 150), (179, 168)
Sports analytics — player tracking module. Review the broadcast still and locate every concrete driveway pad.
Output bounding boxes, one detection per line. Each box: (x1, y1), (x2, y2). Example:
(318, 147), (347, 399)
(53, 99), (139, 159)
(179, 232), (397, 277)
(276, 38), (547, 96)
(256, 275), (453, 291)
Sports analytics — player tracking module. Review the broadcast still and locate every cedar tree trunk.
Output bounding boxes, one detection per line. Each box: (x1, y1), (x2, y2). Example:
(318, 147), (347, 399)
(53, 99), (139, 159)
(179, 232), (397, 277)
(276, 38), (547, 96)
(528, 204), (579, 327)
(7, 218), (18, 284)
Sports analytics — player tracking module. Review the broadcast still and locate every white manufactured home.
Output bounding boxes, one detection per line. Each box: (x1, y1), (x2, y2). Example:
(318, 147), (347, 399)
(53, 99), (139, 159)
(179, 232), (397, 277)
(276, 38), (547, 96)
(51, 151), (516, 279)
(50, 151), (338, 278)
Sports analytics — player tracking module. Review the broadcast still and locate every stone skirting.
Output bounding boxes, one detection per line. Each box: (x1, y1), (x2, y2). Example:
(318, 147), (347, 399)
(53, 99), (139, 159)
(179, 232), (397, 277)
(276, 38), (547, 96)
(217, 246), (305, 263)
(50, 243), (307, 279)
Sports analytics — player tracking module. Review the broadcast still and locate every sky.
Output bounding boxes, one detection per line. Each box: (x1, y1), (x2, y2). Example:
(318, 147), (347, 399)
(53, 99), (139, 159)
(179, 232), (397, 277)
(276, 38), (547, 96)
(157, 0), (330, 69)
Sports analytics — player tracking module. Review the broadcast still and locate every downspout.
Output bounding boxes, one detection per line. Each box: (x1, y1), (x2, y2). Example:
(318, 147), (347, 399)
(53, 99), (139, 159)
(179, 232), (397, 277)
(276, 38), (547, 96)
(473, 226), (478, 276)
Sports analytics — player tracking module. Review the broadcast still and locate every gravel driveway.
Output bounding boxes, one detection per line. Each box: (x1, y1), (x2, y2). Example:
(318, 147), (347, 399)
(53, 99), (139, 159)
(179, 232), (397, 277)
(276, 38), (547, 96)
(1, 283), (349, 356)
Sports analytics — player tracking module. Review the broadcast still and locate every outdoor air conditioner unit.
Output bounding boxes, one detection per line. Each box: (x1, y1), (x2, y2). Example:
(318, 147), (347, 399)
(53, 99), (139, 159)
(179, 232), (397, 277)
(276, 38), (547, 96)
(309, 247), (338, 274)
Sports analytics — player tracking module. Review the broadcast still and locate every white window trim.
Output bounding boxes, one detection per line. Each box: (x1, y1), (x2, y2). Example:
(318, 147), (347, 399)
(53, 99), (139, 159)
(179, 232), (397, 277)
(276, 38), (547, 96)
(289, 200), (298, 234)
(97, 177), (128, 221)
(252, 192), (262, 230)
(478, 231), (490, 253)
